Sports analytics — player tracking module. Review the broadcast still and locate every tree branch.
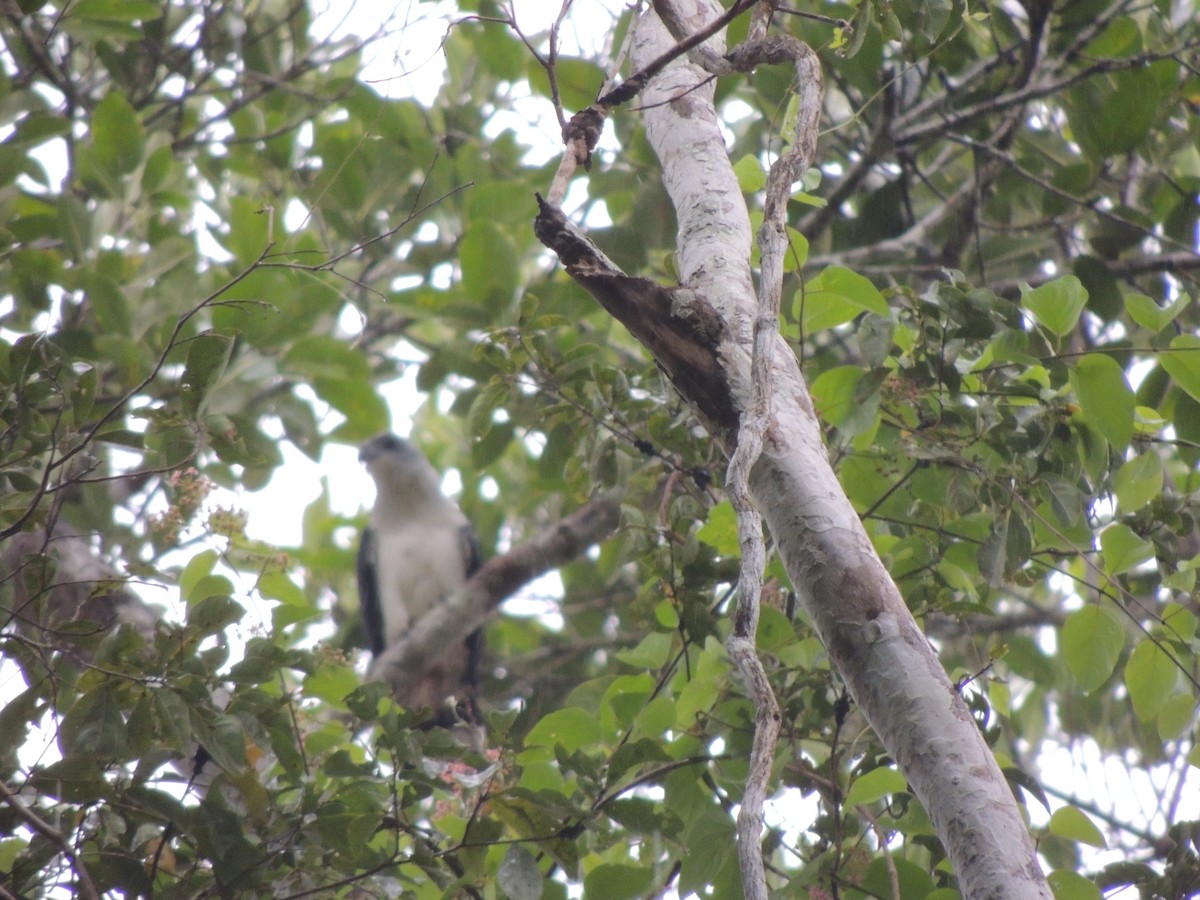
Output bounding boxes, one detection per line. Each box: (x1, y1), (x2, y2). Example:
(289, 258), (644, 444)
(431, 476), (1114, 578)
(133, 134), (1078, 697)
(369, 489), (623, 695)
(0, 777), (101, 900)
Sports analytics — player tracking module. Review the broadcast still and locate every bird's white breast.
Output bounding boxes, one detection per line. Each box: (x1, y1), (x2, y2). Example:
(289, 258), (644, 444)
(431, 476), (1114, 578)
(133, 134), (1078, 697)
(372, 518), (467, 643)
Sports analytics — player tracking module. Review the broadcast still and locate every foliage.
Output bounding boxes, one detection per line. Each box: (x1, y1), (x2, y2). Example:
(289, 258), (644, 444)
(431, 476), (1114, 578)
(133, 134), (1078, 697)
(1, 0), (1198, 897)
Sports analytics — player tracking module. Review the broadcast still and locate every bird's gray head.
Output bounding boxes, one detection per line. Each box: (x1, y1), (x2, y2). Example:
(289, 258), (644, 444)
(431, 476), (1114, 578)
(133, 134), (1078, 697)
(358, 433), (440, 494)
(358, 433), (419, 465)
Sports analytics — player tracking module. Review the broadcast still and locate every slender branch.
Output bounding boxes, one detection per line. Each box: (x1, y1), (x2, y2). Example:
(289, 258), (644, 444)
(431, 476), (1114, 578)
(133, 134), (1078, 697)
(857, 804), (902, 900)
(894, 45), (1198, 147)
(0, 778), (101, 900)
(370, 489), (623, 693)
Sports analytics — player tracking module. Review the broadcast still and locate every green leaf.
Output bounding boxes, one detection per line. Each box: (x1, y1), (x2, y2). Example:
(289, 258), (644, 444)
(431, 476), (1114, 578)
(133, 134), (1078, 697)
(844, 766), (907, 808)
(1124, 292), (1189, 332)
(72, 0), (162, 20)
(497, 844), (543, 900)
(810, 365), (881, 435)
(1074, 256), (1121, 321)
(90, 91), (144, 176)
(602, 674), (654, 730)
(492, 792), (580, 876)
(675, 638), (729, 728)
(696, 500), (737, 555)
(1049, 806), (1107, 848)
(1071, 353), (1134, 452)
(181, 332), (233, 416)
(0, 836), (28, 874)
(632, 696), (676, 741)
(30, 758), (107, 803)
(1064, 66), (1162, 160)
(524, 707), (603, 754)
(615, 632), (674, 669)
(526, 56), (604, 111)
(283, 336), (387, 435)
(1113, 452), (1162, 512)
(467, 378), (511, 441)
(798, 266), (890, 334)
(1162, 602), (1197, 643)
(783, 227), (810, 272)
(153, 690), (192, 756)
(678, 809), (737, 897)
(1061, 607), (1125, 693)
(1099, 523), (1153, 576)
(977, 513), (1009, 588)
(227, 639), (286, 684)
(584, 863), (654, 900)
(1084, 18), (1142, 57)
(1047, 868), (1103, 900)
(1157, 691), (1195, 740)
(1160, 334), (1200, 402)
(855, 858), (934, 900)
(178, 549), (219, 600)
(189, 711), (249, 774)
(187, 594), (244, 636)
(468, 181), (534, 226)
(734, 154), (767, 192)
(756, 607), (795, 653)
(303, 666), (359, 709)
(257, 570), (309, 608)
(1124, 638), (1177, 721)
(459, 221), (519, 305)
(1003, 768), (1051, 816)
(0, 687), (40, 764)
(1042, 474), (1085, 527)
(183, 571), (233, 605)
(607, 797), (673, 835)
(60, 684), (127, 760)
(1005, 512), (1032, 578)
(1021, 275), (1087, 337)
(909, 0), (953, 39)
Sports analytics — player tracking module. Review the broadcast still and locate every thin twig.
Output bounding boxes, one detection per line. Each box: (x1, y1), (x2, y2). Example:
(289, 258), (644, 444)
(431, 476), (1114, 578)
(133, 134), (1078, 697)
(0, 777), (101, 900)
(857, 804), (902, 900)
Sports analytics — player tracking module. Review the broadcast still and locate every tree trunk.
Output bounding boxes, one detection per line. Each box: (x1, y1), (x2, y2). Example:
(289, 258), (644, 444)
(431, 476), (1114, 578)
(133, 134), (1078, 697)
(535, 3), (1052, 897)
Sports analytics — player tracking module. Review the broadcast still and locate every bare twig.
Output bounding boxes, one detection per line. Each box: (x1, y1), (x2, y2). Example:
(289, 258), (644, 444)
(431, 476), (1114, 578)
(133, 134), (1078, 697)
(0, 777), (101, 900)
(857, 804), (902, 900)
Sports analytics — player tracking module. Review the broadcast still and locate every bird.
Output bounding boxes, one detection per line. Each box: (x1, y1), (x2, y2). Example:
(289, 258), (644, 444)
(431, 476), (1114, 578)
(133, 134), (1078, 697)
(356, 433), (483, 724)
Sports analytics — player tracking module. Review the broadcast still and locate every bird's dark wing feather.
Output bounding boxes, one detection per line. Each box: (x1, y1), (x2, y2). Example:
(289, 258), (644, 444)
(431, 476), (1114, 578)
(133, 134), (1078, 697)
(356, 525), (385, 656)
(459, 524), (483, 578)
(458, 524), (485, 723)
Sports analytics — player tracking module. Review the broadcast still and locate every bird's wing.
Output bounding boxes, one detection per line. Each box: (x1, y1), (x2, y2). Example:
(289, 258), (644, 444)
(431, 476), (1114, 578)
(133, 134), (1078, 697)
(458, 523), (485, 723)
(356, 525), (385, 656)
(460, 523), (483, 578)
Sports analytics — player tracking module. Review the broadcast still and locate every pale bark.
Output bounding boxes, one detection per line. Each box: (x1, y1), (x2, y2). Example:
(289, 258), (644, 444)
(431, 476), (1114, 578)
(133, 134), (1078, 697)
(535, 2), (1052, 896)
